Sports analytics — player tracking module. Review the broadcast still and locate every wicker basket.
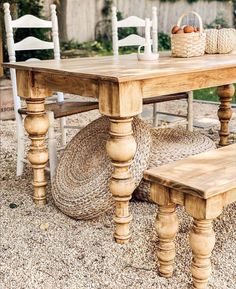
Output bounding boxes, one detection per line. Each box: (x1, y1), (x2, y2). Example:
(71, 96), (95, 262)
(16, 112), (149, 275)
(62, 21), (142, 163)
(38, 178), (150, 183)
(205, 28), (236, 54)
(171, 11), (206, 58)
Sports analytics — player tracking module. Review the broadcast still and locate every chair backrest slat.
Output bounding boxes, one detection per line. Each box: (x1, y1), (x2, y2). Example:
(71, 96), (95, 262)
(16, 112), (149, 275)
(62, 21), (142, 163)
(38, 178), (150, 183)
(14, 36), (54, 51)
(118, 34), (146, 47)
(11, 14), (52, 28)
(117, 16), (146, 28)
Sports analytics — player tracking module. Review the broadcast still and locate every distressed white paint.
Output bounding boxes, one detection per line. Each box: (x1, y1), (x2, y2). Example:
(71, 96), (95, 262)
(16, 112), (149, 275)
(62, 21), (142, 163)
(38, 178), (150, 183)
(152, 6), (158, 53)
(118, 34), (146, 47)
(51, 4), (61, 60)
(112, 6), (119, 56)
(14, 36), (54, 51)
(12, 14), (52, 28)
(117, 16), (146, 27)
(112, 7), (157, 54)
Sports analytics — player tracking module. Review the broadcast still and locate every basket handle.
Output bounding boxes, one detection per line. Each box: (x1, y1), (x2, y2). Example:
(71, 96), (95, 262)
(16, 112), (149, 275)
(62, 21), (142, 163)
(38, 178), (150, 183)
(177, 11), (203, 32)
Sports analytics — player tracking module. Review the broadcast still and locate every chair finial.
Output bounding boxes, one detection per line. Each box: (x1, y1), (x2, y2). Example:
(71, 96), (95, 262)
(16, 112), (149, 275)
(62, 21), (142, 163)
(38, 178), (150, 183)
(50, 4), (57, 14)
(4, 2), (10, 11)
(112, 6), (117, 14)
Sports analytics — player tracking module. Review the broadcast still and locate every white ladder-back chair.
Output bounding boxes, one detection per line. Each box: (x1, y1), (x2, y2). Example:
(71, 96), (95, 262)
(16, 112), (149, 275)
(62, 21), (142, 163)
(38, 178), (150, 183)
(4, 3), (98, 179)
(111, 7), (193, 130)
(112, 7), (158, 56)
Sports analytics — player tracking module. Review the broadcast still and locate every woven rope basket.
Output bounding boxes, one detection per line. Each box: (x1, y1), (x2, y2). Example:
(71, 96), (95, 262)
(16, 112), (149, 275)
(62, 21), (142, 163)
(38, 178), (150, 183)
(134, 127), (216, 202)
(171, 11), (206, 58)
(52, 116), (152, 220)
(53, 117), (216, 219)
(205, 28), (236, 54)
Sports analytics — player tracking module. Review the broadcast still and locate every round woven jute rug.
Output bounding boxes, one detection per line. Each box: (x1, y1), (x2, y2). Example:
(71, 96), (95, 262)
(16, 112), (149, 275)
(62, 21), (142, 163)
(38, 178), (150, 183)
(52, 116), (152, 220)
(133, 127), (216, 202)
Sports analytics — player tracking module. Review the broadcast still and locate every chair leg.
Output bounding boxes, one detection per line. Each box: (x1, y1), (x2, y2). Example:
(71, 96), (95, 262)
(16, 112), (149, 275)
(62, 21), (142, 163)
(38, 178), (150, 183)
(47, 111), (58, 181)
(189, 219), (215, 289)
(187, 91), (193, 132)
(60, 117), (67, 147)
(16, 116), (25, 176)
(153, 103), (160, 127)
(155, 203), (179, 277)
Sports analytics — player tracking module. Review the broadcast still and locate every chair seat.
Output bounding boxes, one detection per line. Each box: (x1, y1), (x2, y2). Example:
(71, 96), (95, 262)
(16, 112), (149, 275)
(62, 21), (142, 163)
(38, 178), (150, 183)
(18, 101), (99, 119)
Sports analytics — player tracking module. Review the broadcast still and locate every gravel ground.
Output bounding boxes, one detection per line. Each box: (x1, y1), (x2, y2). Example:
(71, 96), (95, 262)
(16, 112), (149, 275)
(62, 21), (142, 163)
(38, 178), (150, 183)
(0, 100), (235, 289)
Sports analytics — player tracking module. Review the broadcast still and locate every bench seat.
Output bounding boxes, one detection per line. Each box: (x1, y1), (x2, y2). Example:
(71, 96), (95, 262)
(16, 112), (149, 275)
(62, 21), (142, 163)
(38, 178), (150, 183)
(145, 144), (236, 200)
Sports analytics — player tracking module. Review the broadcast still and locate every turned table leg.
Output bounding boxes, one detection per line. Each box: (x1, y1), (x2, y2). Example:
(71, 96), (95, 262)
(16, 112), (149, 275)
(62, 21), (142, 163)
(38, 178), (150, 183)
(155, 204), (179, 277)
(189, 219), (215, 289)
(217, 84), (235, 146)
(24, 99), (49, 206)
(106, 117), (137, 244)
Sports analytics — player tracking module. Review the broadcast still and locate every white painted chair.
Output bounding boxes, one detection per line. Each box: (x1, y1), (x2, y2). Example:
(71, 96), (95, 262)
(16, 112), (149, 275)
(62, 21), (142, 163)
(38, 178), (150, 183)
(4, 3), (98, 179)
(112, 7), (158, 56)
(111, 7), (193, 130)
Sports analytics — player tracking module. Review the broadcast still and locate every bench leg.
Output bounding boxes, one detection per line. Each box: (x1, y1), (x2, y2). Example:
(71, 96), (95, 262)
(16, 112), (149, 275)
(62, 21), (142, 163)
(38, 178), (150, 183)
(155, 203), (179, 277)
(189, 219), (215, 289)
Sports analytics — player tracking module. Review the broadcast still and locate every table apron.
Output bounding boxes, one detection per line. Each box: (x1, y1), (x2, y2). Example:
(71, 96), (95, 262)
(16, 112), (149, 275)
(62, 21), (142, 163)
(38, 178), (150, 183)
(142, 67), (236, 98)
(17, 67), (236, 100)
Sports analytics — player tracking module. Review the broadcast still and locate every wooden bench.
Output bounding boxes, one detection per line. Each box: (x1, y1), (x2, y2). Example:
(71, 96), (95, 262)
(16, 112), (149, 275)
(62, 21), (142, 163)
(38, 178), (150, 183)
(144, 144), (236, 289)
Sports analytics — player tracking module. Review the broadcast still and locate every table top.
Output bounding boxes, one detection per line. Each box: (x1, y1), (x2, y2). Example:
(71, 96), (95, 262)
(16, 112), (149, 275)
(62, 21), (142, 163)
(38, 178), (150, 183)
(144, 144), (236, 199)
(3, 52), (236, 83)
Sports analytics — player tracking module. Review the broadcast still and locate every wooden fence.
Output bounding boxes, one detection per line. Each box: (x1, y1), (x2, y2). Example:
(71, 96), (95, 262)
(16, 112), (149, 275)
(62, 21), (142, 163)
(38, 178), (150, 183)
(44, 0), (234, 43)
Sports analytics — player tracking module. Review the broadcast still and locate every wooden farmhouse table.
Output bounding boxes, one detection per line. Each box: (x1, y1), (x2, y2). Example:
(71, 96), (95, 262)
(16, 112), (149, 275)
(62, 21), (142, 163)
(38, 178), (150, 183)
(4, 52), (236, 244)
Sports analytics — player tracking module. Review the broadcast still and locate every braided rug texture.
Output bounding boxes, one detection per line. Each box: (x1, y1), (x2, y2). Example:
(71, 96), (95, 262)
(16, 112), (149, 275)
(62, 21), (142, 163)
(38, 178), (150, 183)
(133, 127), (216, 202)
(52, 116), (152, 220)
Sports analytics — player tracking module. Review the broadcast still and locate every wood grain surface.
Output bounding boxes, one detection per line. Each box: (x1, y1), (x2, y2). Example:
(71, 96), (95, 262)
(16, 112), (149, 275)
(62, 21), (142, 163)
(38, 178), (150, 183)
(146, 143), (236, 289)
(3, 52), (236, 83)
(144, 144), (236, 199)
